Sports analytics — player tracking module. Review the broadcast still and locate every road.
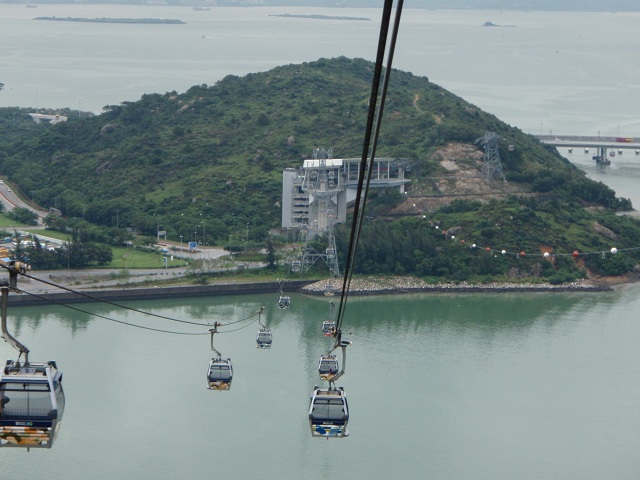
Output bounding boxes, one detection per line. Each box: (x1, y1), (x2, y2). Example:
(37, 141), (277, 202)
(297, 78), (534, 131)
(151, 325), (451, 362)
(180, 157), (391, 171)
(0, 180), (49, 221)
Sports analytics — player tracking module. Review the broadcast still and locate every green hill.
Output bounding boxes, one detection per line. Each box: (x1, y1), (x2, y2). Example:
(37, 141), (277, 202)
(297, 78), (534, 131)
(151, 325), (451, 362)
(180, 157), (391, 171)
(1, 56), (638, 281)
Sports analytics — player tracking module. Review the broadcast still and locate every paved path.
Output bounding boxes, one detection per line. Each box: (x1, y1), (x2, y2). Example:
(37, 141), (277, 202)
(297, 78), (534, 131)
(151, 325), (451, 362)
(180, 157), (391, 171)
(15, 267), (189, 294)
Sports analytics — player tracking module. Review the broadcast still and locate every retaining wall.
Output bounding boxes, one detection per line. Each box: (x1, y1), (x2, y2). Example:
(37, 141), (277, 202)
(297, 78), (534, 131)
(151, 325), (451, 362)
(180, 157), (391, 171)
(8, 280), (317, 307)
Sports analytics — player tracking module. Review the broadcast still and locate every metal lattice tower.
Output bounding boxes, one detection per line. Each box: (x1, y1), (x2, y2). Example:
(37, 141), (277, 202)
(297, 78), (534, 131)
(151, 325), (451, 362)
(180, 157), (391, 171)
(300, 148), (340, 277)
(475, 132), (506, 183)
(300, 214), (340, 277)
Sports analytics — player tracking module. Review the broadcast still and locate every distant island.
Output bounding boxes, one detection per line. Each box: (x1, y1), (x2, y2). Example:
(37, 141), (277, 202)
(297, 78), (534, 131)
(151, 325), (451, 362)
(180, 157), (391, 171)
(33, 17), (186, 24)
(269, 14), (370, 21)
(483, 21), (516, 27)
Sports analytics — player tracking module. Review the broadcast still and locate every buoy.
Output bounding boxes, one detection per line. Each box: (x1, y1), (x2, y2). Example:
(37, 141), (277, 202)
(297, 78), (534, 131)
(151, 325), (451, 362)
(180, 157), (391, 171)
(572, 250), (579, 257)
(611, 247), (618, 254)
(543, 252), (550, 258)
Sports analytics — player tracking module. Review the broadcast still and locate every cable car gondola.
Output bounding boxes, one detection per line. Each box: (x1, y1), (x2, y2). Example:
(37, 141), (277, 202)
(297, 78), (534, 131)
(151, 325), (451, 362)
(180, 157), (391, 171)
(322, 320), (335, 337)
(277, 279), (291, 309)
(207, 358), (233, 390)
(255, 306), (272, 349)
(322, 301), (336, 336)
(0, 360), (64, 449)
(278, 295), (291, 309)
(256, 328), (272, 349)
(207, 323), (233, 390)
(308, 386), (349, 438)
(1, 274), (65, 449)
(318, 355), (338, 381)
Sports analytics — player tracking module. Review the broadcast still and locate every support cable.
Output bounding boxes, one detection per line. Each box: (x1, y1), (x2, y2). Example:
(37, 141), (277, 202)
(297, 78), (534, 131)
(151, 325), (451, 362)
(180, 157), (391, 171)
(17, 288), (209, 336)
(8, 268), (212, 326)
(334, 0), (404, 343)
(1, 272), (259, 340)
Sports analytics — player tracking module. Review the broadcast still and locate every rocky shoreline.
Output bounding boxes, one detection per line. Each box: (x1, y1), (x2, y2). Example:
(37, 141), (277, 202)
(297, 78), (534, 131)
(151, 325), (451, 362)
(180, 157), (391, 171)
(300, 276), (618, 296)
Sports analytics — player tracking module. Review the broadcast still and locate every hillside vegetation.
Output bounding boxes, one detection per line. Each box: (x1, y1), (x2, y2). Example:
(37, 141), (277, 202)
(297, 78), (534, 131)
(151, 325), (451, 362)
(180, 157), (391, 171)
(1, 56), (639, 281)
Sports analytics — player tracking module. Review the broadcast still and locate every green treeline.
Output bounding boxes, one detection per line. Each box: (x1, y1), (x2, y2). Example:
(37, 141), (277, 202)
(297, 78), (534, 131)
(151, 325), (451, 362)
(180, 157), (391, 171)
(334, 195), (638, 282)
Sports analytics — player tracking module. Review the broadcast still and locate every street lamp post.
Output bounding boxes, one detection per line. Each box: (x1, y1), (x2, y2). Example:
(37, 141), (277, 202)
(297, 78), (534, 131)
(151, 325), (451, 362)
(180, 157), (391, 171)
(245, 223), (249, 251)
(199, 213), (205, 248)
(202, 221), (207, 255)
(180, 234), (183, 252)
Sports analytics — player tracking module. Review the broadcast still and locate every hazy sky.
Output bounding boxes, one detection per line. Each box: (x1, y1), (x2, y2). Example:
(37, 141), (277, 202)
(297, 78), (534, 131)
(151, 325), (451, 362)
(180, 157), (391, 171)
(1, 0), (638, 11)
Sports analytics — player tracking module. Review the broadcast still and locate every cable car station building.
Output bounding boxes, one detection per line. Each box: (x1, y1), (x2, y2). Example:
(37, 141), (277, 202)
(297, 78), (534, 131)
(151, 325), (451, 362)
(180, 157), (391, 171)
(281, 155), (411, 239)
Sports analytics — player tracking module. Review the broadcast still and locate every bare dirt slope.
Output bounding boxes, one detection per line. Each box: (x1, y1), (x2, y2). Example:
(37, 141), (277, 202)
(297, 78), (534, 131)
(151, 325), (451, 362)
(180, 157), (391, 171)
(392, 142), (526, 215)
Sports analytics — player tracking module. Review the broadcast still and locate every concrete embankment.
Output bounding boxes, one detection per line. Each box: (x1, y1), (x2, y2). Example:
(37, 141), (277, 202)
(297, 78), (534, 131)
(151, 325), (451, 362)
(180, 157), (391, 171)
(8, 276), (617, 307)
(8, 280), (317, 307)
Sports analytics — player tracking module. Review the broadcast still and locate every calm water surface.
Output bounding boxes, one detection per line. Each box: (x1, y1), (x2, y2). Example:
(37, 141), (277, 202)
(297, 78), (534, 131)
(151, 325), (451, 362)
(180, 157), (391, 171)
(2, 289), (640, 479)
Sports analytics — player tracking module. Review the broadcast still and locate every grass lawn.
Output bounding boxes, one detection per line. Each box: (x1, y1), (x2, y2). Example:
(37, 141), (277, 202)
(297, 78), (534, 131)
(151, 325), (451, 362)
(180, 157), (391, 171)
(25, 229), (68, 240)
(0, 215), (29, 228)
(108, 246), (188, 269)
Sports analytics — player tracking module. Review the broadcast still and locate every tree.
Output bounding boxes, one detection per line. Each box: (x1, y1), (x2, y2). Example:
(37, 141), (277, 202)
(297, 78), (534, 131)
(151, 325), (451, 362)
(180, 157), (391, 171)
(265, 237), (277, 270)
(7, 208), (38, 226)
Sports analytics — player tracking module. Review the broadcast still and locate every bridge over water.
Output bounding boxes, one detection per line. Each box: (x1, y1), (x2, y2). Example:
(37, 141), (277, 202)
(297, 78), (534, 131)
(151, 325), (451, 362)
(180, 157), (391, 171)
(535, 134), (640, 150)
(535, 135), (640, 164)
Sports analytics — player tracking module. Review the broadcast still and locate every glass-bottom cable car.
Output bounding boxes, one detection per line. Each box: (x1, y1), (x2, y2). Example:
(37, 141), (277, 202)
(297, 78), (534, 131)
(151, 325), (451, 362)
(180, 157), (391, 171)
(0, 360), (65, 449)
(308, 386), (349, 438)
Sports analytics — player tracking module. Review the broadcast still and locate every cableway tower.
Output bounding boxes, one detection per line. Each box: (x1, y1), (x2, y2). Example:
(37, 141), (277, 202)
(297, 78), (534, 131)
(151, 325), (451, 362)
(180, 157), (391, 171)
(300, 148), (341, 276)
(475, 132), (506, 184)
